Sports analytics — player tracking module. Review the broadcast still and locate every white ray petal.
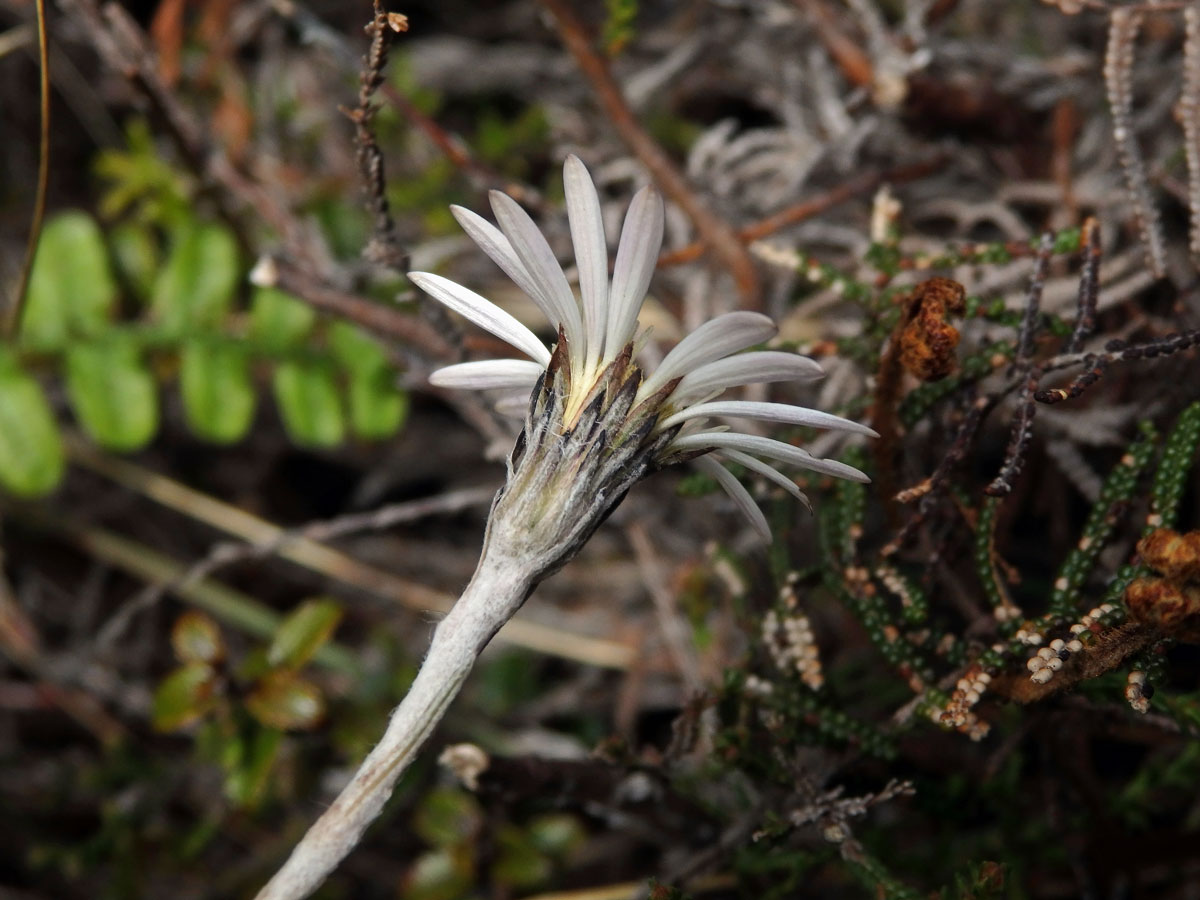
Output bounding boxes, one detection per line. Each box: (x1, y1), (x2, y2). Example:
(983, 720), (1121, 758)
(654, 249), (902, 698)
(640, 312), (777, 397)
(450, 205), (558, 328)
(693, 455), (771, 542)
(713, 448), (812, 513)
(564, 155), (609, 373)
(605, 185), (664, 355)
(672, 351), (824, 405)
(408, 272), (551, 366)
(428, 359), (545, 391)
(671, 431), (870, 483)
(660, 400), (878, 436)
(489, 191), (584, 348)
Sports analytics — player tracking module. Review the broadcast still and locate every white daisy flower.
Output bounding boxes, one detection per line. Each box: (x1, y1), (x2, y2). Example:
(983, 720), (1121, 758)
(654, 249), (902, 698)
(256, 158), (875, 900)
(410, 154), (874, 542)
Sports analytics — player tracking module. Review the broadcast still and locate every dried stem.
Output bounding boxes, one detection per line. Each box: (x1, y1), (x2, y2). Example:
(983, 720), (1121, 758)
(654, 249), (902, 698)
(537, 0), (762, 307)
(658, 158), (944, 268)
(3, 0), (49, 338)
(1104, 7), (1167, 277)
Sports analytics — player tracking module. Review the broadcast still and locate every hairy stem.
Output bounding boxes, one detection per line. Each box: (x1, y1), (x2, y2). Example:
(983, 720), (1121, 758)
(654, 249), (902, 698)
(254, 539), (534, 900)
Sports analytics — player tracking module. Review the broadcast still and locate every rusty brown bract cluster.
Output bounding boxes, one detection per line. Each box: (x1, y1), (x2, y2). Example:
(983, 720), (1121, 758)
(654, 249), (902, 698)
(896, 277), (967, 383)
(1126, 529), (1200, 642)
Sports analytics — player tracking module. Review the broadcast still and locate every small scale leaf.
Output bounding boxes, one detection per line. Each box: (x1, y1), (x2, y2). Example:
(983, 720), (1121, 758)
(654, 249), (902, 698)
(153, 662), (218, 732)
(250, 287), (316, 351)
(245, 671), (325, 731)
(273, 361), (345, 447)
(0, 363), (66, 497)
(180, 340), (256, 444)
(266, 598), (343, 670)
(65, 341), (158, 452)
(152, 223), (240, 333)
(22, 211), (118, 346)
(347, 368), (409, 440)
(170, 611), (225, 665)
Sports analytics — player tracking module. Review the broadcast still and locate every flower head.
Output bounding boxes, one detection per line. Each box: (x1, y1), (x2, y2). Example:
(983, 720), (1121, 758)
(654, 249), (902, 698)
(409, 156), (873, 550)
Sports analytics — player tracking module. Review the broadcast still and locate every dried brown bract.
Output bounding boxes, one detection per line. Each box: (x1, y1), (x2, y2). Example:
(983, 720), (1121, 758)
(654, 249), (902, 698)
(897, 277), (966, 382)
(1125, 577), (1200, 643)
(1126, 528), (1200, 642)
(1138, 528), (1200, 583)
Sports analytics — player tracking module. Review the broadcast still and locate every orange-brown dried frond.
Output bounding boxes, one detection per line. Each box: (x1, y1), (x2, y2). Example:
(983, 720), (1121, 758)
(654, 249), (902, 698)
(1137, 528), (1200, 583)
(897, 277), (967, 382)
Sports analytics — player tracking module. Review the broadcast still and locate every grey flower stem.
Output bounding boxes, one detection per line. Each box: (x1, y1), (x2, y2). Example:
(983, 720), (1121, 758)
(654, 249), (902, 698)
(254, 540), (534, 900)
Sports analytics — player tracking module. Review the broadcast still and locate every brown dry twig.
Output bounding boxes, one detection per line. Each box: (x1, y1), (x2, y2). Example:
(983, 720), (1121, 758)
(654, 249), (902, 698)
(658, 158), (945, 269)
(341, 1), (409, 272)
(537, 0), (761, 308)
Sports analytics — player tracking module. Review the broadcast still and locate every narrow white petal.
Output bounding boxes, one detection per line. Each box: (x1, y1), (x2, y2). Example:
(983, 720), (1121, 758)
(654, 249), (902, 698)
(605, 185), (664, 354)
(672, 351), (824, 405)
(714, 448), (812, 512)
(672, 431), (870, 483)
(563, 156), (609, 372)
(408, 272), (551, 366)
(693, 455), (771, 543)
(428, 359), (544, 391)
(451, 205), (558, 328)
(661, 400), (878, 436)
(640, 312), (777, 397)
(489, 191), (584, 347)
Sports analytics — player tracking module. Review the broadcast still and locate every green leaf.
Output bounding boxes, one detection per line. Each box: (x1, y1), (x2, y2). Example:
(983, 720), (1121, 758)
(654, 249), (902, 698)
(347, 368), (409, 440)
(244, 671), (325, 731)
(109, 221), (160, 303)
(329, 321), (390, 375)
(224, 726), (282, 809)
(152, 662), (218, 732)
(0, 363), (66, 497)
(152, 223), (239, 333)
(21, 211), (117, 346)
(170, 611), (225, 665)
(493, 823), (552, 889)
(266, 598), (343, 670)
(65, 341), (158, 452)
(180, 340), (255, 444)
(250, 287), (315, 351)
(402, 847), (474, 900)
(273, 361), (345, 447)
(413, 787), (482, 848)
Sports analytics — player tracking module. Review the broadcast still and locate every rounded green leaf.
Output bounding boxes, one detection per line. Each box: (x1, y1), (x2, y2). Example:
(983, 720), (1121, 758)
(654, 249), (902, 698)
(266, 598), (343, 670)
(170, 611), (225, 665)
(109, 221), (160, 303)
(180, 340), (256, 444)
(250, 287), (316, 351)
(21, 211), (117, 346)
(0, 364), (66, 497)
(65, 341), (158, 451)
(273, 361), (345, 447)
(153, 662), (218, 732)
(347, 368), (409, 440)
(152, 223), (240, 333)
(329, 321), (390, 375)
(245, 671), (325, 731)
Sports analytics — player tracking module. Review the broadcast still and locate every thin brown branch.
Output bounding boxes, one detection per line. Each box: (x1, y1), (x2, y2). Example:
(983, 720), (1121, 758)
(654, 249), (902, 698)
(3, 0), (50, 338)
(253, 257), (454, 360)
(658, 158), (944, 268)
(342, 2), (408, 271)
(537, 0), (762, 307)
